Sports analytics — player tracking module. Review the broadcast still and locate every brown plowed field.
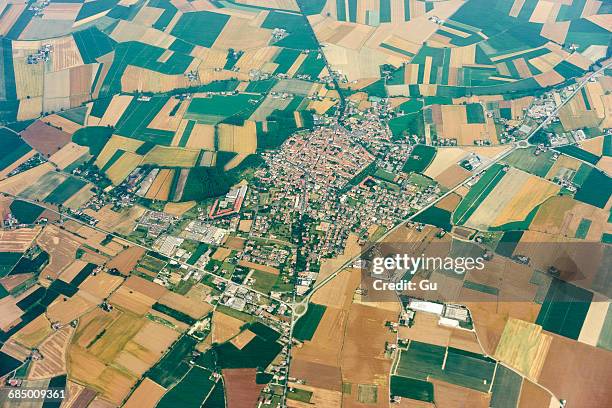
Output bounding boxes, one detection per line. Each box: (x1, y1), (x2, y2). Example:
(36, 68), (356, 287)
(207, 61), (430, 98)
(223, 368), (264, 408)
(537, 332), (612, 407)
(21, 121), (72, 157)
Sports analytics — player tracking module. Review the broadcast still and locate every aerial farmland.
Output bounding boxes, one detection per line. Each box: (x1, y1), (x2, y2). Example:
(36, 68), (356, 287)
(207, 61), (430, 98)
(0, 0), (610, 407)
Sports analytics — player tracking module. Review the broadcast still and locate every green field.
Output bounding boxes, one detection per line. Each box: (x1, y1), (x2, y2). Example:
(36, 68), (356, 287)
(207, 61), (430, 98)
(494, 230), (523, 258)
(597, 304), (612, 351)
(157, 367), (215, 408)
(490, 365), (522, 408)
(555, 145), (600, 165)
(44, 178), (87, 205)
(9, 200), (44, 224)
(185, 94), (262, 124)
(262, 11), (318, 50)
(536, 278), (593, 340)
(100, 42), (193, 96)
(150, 0), (178, 31)
(0, 252), (22, 277)
(58, 106), (88, 125)
(287, 387), (313, 403)
(73, 27), (116, 64)
(463, 280), (499, 296)
(72, 126), (114, 157)
(402, 145), (436, 173)
(171, 11), (229, 47)
(452, 164), (506, 225)
(466, 103), (485, 123)
(293, 303), (326, 341)
(604, 135), (612, 157)
(503, 147), (555, 177)
(181, 167), (232, 201)
(575, 218), (592, 239)
(76, 0), (118, 21)
(202, 381), (226, 408)
(396, 341), (495, 392)
(251, 269), (278, 293)
(147, 335), (198, 387)
(152, 303), (196, 325)
(295, 52), (325, 78)
(274, 49), (301, 74)
(390, 376), (433, 402)
(389, 112), (425, 139)
(573, 169), (612, 208)
(214, 334), (282, 369)
(0, 129), (31, 172)
(115, 97), (174, 144)
(413, 206), (452, 231)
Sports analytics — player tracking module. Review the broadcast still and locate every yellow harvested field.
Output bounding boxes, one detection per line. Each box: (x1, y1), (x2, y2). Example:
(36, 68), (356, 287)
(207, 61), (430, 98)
(98, 95), (133, 125)
(68, 310), (176, 405)
(0, 3), (25, 36)
(142, 146), (200, 167)
(80, 272), (124, 303)
(439, 105), (467, 139)
(214, 15), (272, 50)
(47, 294), (97, 325)
(230, 329), (256, 349)
(218, 120), (257, 154)
(579, 136), (604, 157)
(0, 227), (40, 252)
(157, 291), (212, 319)
(44, 114), (83, 135)
(149, 98), (188, 131)
(121, 65), (192, 93)
(12, 315), (53, 348)
(123, 378), (166, 408)
(578, 296), (609, 347)
(48, 142), (89, 170)
(95, 135), (143, 168)
(423, 148), (466, 178)
(191, 47), (227, 69)
(212, 247), (231, 261)
(234, 46), (279, 73)
(106, 152), (143, 185)
(49, 36), (84, 72)
(84, 204), (145, 235)
(164, 200), (196, 216)
(466, 168), (559, 229)
(186, 123), (216, 150)
(236, 0), (298, 11)
(541, 20), (570, 44)
(534, 69), (565, 87)
(495, 318), (551, 380)
(212, 311), (244, 343)
(17, 96), (43, 120)
(145, 169), (174, 201)
(13, 50), (44, 99)
(133, 6), (164, 26)
(109, 285), (156, 315)
(529, 0), (555, 23)
(239, 260), (280, 275)
(0, 163), (54, 196)
(286, 53), (308, 77)
(398, 312), (453, 348)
